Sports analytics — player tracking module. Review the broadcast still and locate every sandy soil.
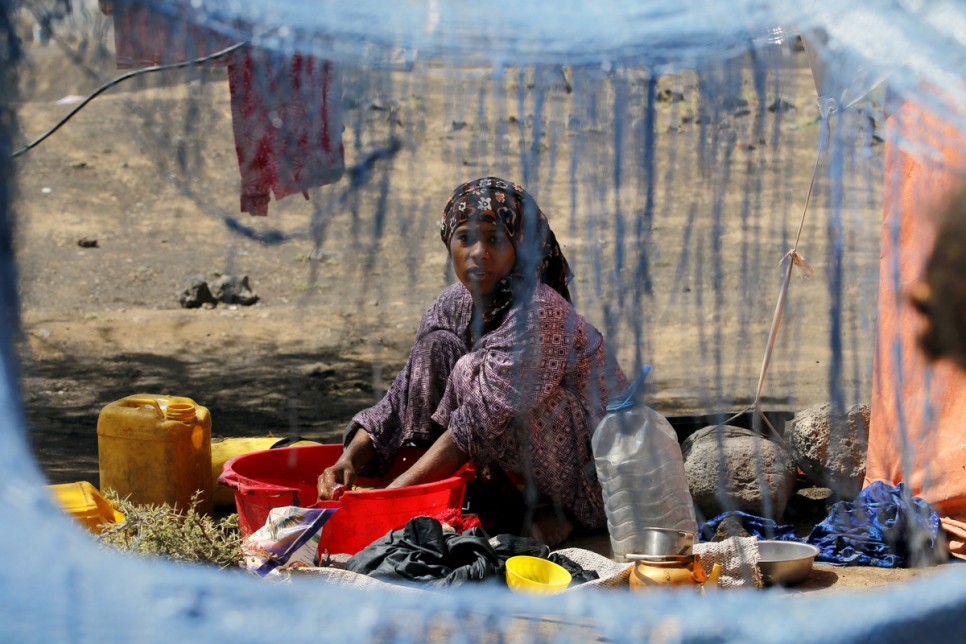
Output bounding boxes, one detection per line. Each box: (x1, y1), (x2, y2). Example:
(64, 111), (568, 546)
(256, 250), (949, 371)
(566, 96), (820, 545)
(11, 25), (942, 594)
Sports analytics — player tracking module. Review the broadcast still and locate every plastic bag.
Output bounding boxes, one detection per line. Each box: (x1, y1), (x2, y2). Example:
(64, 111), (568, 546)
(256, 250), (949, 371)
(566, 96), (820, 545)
(242, 506), (338, 577)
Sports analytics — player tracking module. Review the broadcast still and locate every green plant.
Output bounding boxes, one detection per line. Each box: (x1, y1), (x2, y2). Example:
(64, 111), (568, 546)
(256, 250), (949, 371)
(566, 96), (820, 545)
(97, 491), (245, 569)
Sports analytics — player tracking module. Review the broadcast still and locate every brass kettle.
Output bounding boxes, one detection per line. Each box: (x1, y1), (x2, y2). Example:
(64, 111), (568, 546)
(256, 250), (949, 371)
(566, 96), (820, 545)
(627, 553), (722, 591)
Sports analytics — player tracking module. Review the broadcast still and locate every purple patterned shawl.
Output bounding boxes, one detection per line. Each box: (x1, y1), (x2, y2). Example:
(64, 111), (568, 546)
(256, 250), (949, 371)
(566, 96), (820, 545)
(353, 283), (628, 529)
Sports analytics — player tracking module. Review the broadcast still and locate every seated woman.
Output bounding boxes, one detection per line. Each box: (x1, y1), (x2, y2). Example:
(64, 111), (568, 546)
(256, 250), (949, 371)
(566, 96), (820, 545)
(318, 177), (627, 545)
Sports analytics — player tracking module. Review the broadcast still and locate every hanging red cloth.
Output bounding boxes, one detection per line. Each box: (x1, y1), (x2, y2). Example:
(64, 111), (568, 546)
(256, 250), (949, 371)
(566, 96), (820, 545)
(226, 48), (344, 216)
(111, 1), (344, 216)
(112, 0), (234, 69)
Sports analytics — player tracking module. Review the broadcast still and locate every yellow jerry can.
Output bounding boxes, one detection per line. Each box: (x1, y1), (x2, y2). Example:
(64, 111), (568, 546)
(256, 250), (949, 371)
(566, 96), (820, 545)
(97, 395), (213, 515)
(47, 481), (125, 533)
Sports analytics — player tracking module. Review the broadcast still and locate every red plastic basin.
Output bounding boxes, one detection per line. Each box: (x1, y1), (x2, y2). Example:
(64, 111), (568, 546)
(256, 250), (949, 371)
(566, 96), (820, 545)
(218, 444), (475, 555)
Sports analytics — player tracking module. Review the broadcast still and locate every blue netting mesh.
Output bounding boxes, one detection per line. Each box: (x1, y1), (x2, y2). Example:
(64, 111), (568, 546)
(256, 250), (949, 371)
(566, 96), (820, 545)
(4, 0), (966, 641)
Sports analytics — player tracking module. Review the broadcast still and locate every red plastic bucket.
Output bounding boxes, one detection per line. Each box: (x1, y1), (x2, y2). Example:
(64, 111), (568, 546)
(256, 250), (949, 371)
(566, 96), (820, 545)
(218, 444), (475, 555)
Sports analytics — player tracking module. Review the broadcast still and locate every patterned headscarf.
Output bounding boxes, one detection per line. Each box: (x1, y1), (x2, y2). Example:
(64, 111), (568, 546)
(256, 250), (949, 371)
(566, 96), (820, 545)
(441, 177), (572, 331)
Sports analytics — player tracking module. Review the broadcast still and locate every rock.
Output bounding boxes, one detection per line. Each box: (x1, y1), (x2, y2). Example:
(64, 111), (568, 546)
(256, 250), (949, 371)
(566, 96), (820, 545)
(179, 276), (217, 309)
(789, 402), (870, 500)
(682, 425), (797, 520)
(656, 88), (685, 103)
(298, 363), (336, 378)
(209, 275), (259, 306)
(768, 98), (796, 113)
(796, 486), (833, 502)
(721, 96), (748, 110)
(77, 237), (98, 248)
(332, 380), (373, 393)
(309, 248), (341, 263)
(785, 487), (833, 526)
(711, 515), (750, 542)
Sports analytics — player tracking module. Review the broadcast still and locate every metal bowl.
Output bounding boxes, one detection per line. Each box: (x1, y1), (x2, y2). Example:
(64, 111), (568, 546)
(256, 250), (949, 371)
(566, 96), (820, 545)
(756, 541), (820, 587)
(639, 528), (695, 557)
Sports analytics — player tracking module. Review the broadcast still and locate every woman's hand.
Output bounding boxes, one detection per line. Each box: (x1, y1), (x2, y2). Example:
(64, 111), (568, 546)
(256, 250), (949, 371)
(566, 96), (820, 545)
(317, 458), (358, 500)
(317, 428), (375, 500)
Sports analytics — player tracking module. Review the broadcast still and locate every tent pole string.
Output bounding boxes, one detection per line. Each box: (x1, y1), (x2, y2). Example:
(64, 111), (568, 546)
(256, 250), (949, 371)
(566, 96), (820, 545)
(746, 105), (832, 441)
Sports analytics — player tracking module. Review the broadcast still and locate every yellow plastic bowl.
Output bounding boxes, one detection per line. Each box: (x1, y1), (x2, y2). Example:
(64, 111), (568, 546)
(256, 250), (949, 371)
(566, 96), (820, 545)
(505, 556), (572, 595)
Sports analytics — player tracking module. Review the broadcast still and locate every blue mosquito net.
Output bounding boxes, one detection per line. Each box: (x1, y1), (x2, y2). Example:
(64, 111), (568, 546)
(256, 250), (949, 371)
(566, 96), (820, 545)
(4, 0), (966, 641)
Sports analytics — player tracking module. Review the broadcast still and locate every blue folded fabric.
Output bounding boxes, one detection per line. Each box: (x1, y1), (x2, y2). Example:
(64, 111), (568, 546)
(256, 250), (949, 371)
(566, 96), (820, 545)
(805, 481), (942, 567)
(698, 482), (943, 568)
(699, 511), (801, 542)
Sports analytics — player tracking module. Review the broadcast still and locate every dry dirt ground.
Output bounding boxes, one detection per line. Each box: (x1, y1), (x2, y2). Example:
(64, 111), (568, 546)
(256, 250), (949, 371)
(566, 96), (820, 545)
(9, 24), (949, 593)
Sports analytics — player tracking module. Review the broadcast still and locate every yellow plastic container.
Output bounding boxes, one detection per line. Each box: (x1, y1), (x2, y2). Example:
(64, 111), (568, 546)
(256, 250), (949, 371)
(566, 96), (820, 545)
(210, 436), (320, 507)
(47, 481), (125, 533)
(505, 556), (572, 595)
(97, 395), (213, 515)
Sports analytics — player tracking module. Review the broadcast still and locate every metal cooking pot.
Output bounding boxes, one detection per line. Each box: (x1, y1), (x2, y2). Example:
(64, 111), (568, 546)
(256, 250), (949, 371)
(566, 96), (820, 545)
(638, 528), (695, 557)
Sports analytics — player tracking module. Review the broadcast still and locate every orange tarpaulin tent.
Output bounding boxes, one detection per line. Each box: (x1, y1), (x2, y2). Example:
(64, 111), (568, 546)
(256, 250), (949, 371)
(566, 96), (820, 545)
(867, 97), (966, 558)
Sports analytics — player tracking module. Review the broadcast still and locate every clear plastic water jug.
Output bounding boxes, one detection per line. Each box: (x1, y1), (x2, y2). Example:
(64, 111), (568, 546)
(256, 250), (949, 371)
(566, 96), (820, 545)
(592, 368), (698, 561)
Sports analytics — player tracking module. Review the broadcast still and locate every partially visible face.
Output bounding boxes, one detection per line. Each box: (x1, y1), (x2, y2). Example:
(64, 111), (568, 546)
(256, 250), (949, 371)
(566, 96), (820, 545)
(909, 197), (966, 371)
(449, 218), (516, 301)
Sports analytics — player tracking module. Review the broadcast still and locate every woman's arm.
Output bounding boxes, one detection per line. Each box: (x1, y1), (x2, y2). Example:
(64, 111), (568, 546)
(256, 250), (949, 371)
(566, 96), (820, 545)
(387, 429), (470, 489)
(317, 428), (376, 499)
(346, 285), (474, 476)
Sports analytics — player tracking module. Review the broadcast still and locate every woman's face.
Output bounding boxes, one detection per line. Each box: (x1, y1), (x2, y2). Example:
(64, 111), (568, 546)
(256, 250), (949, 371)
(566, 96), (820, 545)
(449, 219), (516, 302)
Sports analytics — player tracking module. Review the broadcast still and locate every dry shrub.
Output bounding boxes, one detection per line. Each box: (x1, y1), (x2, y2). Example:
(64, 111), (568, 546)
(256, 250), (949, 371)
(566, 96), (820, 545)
(97, 491), (245, 569)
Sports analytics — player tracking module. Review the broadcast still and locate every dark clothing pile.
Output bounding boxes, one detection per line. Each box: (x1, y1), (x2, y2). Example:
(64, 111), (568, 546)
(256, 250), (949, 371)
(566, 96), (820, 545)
(808, 481), (943, 567)
(698, 482), (944, 568)
(346, 516), (597, 588)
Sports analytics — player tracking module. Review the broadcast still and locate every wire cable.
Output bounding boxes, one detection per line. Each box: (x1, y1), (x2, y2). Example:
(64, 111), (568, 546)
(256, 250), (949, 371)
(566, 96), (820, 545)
(10, 39), (248, 159)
